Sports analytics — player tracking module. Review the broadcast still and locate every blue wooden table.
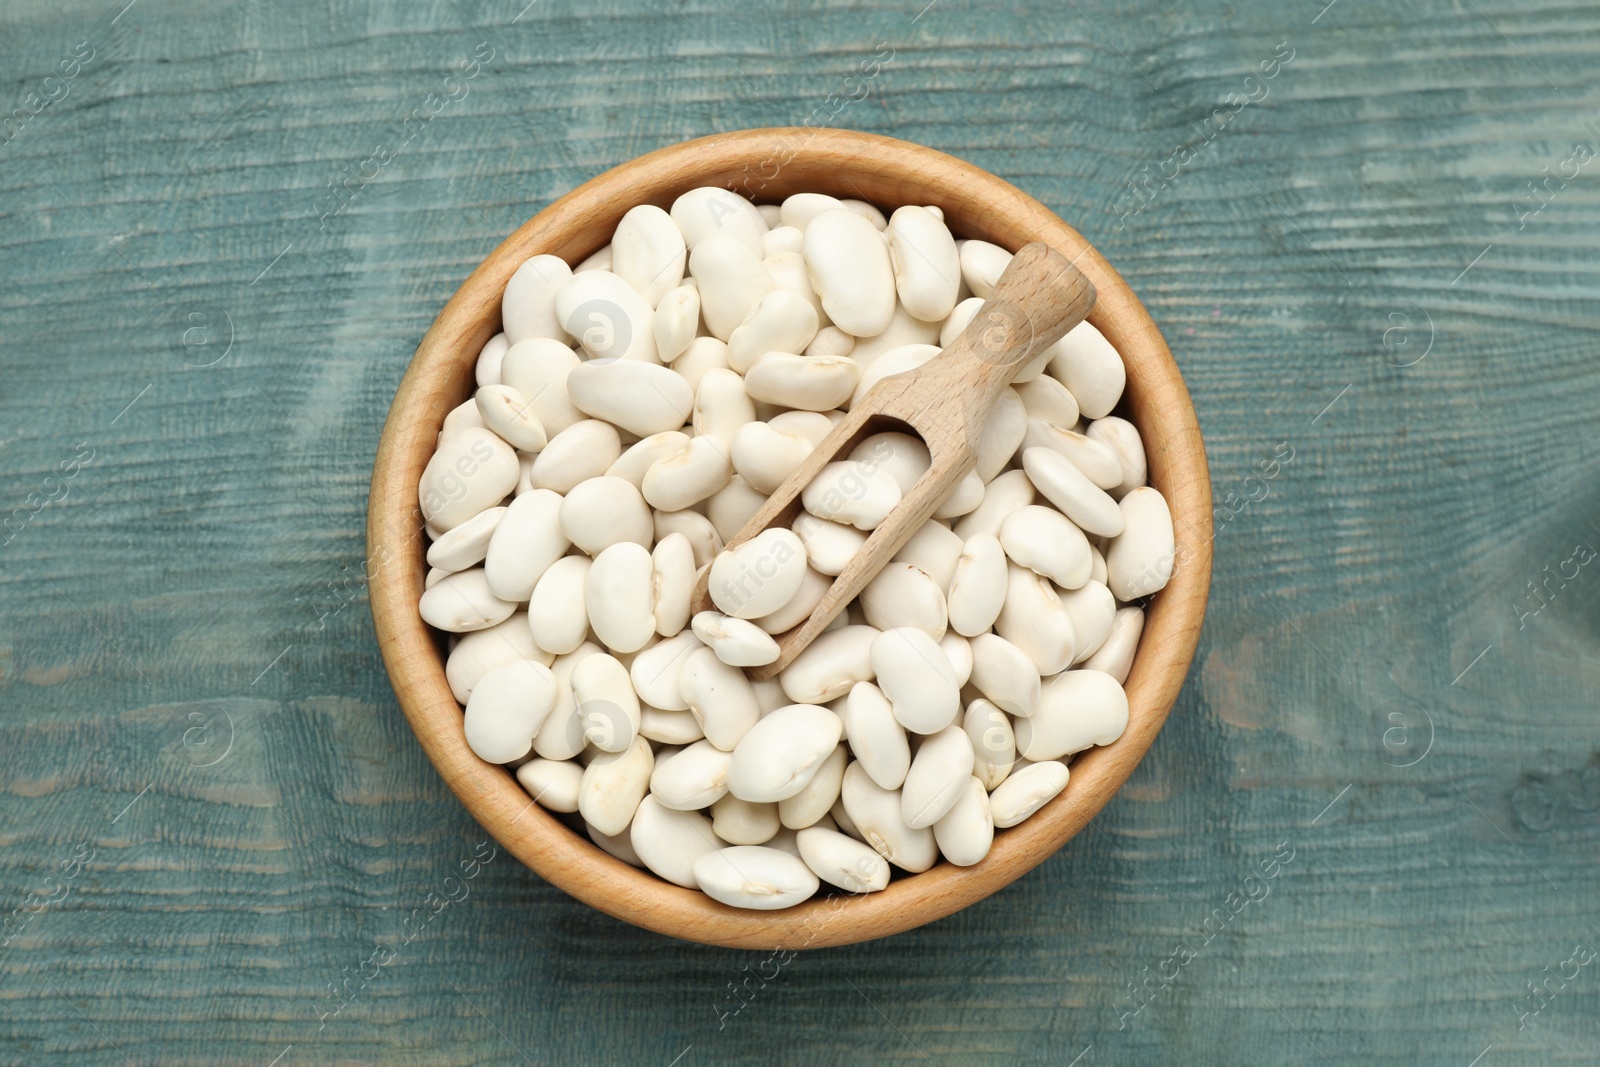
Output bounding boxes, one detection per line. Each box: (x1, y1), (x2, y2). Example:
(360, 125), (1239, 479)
(2, 0), (1597, 1063)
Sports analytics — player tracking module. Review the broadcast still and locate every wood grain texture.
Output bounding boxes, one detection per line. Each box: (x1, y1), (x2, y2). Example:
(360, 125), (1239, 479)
(2, 0), (1598, 1062)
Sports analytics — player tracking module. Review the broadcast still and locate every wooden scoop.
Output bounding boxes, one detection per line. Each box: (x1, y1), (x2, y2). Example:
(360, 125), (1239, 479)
(691, 242), (1097, 679)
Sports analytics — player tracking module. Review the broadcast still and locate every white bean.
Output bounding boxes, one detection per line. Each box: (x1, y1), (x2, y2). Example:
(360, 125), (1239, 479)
(967, 633), (1041, 717)
(692, 367), (757, 452)
(1082, 606), (1145, 684)
(527, 555), (592, 655)
(475, 332), (509, 387)
(849, 342), (940, 407)
(1016, 374), (1081, 429)
(932, 776), (993, 866)
(559, 475), (652, 554)
(692, 845), (819, 910)
(650, 739), (732, 810)
(530, 420), (622, 493)
(438, 397), (486, 441)
(1048, 320), (1125, 419)
(474, 384), (547, 452)
(948, 534), (1008, 637)
(850, 305), (941, 368)
(1021, 446), (1125, 538)
(727, 703), (843, 802)
(792, 513), (867, 575)
(445, 613), (551, 704)
(850, 431), (930, 495)
(651, 533), (696, 637)
(778, 743), (848, 829)
(630, 797), (722, 888)
(419, 428), (519, 532)
(940, 631), (973, 688)
(1105, 486), (1175, 600)
(654, 509), (722, 569)
(901, 725), (975, 828)
(871, 627), (960, 734)
(964, 698), (1017, 791)
(516, 758), (583, 812)
(628, 630), (702, 711)
(670, 187), (768, 258)
(1086, 416), (1147, 498)
(708, 528), (808, 619)
(726, 289), (819, 373)
(710, 796), (780, 845)
(641, 436), (731, 512)
(611, 204), (686, 307)
(500, 338), (585, 436)
(839, 762), (937, 874)
(679, 646), (761, 751)
(975, 386), (1026, 482)
(887, 205), (961, 322)
(780, 192), (845, 231)
(502, 254), (573, 344)
(578, 734), (653, 837)
(567, 359), (693, 436)
(691, 235), (773, 340)
(570, 652), (640, 753)
(939, 296), (985, 347)
(731, 420), (814, 495)
(1060, 580), (1116, 663)
(531, 642), (604, 761)
(933, 469), (985, 520)
(989, 761), (1069, 828)
(585, 542), (655, 654)
(797, 826), (891, 892)
(672, 335), (731, 394)
(999, 504), (1092, 589)
(762, 224), (804, 258)
(803, 209), (896, 338)
(485, 488), (569, 602)
(463, 660), (557, 764)
(1014, 670), (1129, 761)
(860, 562), (947, 640)
(743, 352), (858, 411)
(958, 239), (1011, 298)
(952, 468), (1034, 541)
(640, 705), (705, 745)
(764, 251), (830, 331)
(607, 431), (690, 488)
(801, 460), (902, 530)
(892, 520), (963, 589)
(707, 475), (768, 543)
(420, 568), (517, 633)
(588, 820), (645, 868)
(555, 270), (660, 364)
(753, 567), (831, 635)
(426, 504), (505, 572)
(805, 325), (855, 358)
(995, 563), (1077, 675)
(1020, 420), (1123, 489)
(691, 611), (780, 667)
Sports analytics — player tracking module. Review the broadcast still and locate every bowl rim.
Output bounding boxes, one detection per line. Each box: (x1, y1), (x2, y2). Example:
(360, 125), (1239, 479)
(367, 126), (1212, 949)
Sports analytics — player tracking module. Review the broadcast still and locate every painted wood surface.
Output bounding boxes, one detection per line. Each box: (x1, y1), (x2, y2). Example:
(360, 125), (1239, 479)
(1, 0), (1597, 1063)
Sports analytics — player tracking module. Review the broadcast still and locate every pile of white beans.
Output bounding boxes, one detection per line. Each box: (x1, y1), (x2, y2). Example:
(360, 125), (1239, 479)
(416, 187), (1176, 910)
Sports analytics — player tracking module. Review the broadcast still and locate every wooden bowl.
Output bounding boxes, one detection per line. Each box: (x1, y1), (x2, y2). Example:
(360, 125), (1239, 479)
(367, 128), (1212, 949)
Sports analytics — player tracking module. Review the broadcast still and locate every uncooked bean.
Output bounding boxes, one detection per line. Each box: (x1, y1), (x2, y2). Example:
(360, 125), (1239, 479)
(948, 534), (1008, 637)
(754, 567), (832, 635)
(803, 209), (896, 338)
(420, 568), (517, 633)
(1060, 580), (1116, 662)
(762, 224), (804, 258)
(588, 820), (645, 868)
(974, 387), (1026, 482)
(952, 468), (1035, 541)
(999, 504), (1092, 589)
(530, 420), (622, 493)
(501, 254), (573, 345)
(1048, 320), (1125, 419)
(964, 698), (1017, 791)
(893, 520), (963, 588)
(933, 469), (985, 519)
(654, 509), (722, 569)
(850, 342), (940, 407)
(1086, 416), (1147, 497)
(887, 205), (961, 322)
(726, 289), (819, 373)
(426, 504), (506, 572)
(839, 763), (937, 873)
(839, 682), (910, 789)
(802, 460), (903, 530)
(780, 192), (845, 230)
(731, 420), (814, 494)
(708, 528), (808, 620)
(693, 845), (819, 910)
(650, 533), (696, 637)
(764, 251), (830, 330)
(727, 703), (843, 802)
(850, 432), (930, 494)
(585, 542), (655, 653)
(419, 427), (519, 532)
(578, 734), (653, 837)
(628, 630), (702, 711)
(476, 332), (509, 387)
(691, 611), (780, 667)
(900, 725), (975, 828)
(516, 758), (583, 812)
(438, 398), (486, 441)
(995, 563), (1077, 675)
(463, 660), (557, 764)
(707, 475), (768, 543)
(639, 705), (705, 745)
(679, 646), (761, 751)
(652, 285), (700, 363)
(743, 351), (858, 411)
(792, 513), (867, 575)
(805, 325), (855, 358)
(445, 613), (551, 704)
(860, 562), (948, 640)
(692, 367), (757, 452)
(1083, 606), (1144, 684)
(527, 555), (592, 655)
(958, 240), (1011, 298)
(650, 739), (732, 810)
(630, 797), (722, 888)
(967, 632), (1041, 717)
(670, 186), (768, 257)
(711, 795), (780, 845)
(691, 236), (773, 340)
(673, 336), (731, 394)
(531, 642), (603, 761)
(796, 826), (891, 892)
(611, 204), (686, 307)
(932, 776), (993, 866)
(559, 475), (653, 555)
(1022, 446), (1125, 538)
(641, 436), (731, 512)
(555, 270), (660, 364)
(1020, 420), (1123, 490)
(571, 653), (641, 753)
(608, 431), (690, 488)
(851, 305), (941, 368)
(1014, 670), (1129, 761)
(989, 761), (1069, 828)
(1104, 486), (1175, 600)
(1015, 374), (1081, 429)
(871, 627), (960, 734)
(485, 489), (569, 602)
(500, 338), (585, 436)
(475, 384), (548, 452)
(567, 358), (692, 436)
(778, 743), (848, 829)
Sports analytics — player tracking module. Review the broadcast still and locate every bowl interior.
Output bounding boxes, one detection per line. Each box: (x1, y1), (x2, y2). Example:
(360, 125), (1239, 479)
(367, 128), (1211, 949)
